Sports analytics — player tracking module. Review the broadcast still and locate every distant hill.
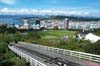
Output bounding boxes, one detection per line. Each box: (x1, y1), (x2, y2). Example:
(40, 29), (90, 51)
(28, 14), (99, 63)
(44, 15), (100, 21)
(0, 15), (100, 21)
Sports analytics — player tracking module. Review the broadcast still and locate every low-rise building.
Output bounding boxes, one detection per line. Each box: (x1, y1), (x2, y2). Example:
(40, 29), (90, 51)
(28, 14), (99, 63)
(40, 18), (68, 29)
(31, 24), (40, 29)
(68, 20), (100, 29)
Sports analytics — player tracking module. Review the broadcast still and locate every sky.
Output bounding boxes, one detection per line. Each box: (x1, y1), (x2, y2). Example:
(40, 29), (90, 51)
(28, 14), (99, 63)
(0, 0), (100, 17)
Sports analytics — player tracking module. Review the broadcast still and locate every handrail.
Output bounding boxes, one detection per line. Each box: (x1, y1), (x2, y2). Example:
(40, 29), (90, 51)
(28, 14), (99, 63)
(18, 42), (100, 63)
(8, 45), (47, 66)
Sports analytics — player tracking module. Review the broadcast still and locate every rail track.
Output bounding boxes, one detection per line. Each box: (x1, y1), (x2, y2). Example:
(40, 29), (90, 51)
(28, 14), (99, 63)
(11, 44), (87, 66)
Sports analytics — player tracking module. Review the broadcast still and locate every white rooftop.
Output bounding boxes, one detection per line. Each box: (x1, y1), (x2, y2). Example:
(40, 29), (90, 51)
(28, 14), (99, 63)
(85, 33), (100, 43)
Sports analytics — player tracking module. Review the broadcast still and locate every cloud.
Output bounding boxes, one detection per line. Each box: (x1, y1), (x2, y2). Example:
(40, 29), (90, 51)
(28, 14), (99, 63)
(0, 8), (89, 16)
(0, 0), (17, 5)
(0, 8), (9, 14)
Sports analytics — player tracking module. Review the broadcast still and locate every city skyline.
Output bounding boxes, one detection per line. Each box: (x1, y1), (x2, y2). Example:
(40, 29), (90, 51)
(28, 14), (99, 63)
(0, 0), (100, 17)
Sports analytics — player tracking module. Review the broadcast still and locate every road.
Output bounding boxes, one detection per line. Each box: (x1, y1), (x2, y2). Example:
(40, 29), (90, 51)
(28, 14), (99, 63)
(11, 43), (90, 66)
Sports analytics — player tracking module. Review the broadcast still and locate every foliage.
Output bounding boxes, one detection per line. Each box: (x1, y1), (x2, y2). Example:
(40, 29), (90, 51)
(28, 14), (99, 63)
(0, 25), (7, 33)
(94, 29), (100, 36)
(13, 32), (22, 42)
(0, 42), (27, 66)
(0, 42), (7, 54)
(0, 34), (10, 43)
(7, 27), (17, 34)
(0, 25), (16, 34)
(25, 31), (41, 39)
(84, 40), (100, 54)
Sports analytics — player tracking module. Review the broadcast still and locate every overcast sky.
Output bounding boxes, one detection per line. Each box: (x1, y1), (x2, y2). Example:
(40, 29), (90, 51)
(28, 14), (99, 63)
(0, 0), (100, 17)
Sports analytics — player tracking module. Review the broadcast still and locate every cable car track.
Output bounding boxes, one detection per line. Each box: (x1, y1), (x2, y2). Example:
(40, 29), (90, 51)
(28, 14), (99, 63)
(12, 44), (87, 66)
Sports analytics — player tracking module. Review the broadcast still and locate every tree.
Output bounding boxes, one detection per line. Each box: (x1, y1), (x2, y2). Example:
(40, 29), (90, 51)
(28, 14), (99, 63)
(12, 32), (22, 43)
(94, 29), (100, 36)
(26, 31), (41, 39)
(84, 40), (100, 54)
(9, 58), (27, 66)
(0, 42), (27, 66)
(7, 27), (16, 34)
(0, 34), (10, 43)
(0, 43), (7, 54)
(0, 25), (7, 33)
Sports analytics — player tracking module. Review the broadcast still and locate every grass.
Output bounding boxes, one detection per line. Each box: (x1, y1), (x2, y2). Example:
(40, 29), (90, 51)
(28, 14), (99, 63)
(39, 30), (76, 39)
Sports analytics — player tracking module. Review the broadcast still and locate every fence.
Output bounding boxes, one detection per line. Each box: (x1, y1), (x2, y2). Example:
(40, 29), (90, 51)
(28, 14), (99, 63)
(8, 45), (47, 66)
(19, 42), (100, 63)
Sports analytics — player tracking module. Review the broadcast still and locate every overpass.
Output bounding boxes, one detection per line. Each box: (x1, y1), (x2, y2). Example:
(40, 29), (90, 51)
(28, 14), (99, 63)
(9, 42), (100, 66)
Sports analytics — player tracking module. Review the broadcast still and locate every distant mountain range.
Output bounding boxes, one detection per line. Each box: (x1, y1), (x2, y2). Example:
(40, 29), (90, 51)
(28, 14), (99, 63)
(44, 15), (100, 21)
(0, 15), (100, 21)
